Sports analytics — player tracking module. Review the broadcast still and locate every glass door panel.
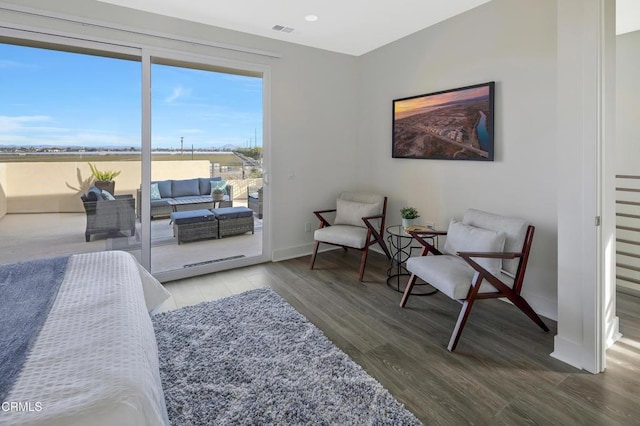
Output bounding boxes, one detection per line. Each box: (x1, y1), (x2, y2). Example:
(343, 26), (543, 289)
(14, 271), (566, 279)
(149, 59), (264, 276)
(0, 41), (141, 265)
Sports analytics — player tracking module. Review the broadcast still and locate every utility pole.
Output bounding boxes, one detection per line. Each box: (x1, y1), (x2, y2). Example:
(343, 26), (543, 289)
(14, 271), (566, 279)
(180, 136), (184, 159)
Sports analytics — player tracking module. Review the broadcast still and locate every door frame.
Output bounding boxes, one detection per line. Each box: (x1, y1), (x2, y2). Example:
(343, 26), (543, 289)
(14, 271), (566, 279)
(141, 48), (272, 282)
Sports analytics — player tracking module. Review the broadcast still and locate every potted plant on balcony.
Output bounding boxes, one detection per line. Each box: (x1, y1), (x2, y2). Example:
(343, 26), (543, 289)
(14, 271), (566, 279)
(212, 187), (225, 201)
(400, 206), (420, 228)
(88, 162), (121, 195)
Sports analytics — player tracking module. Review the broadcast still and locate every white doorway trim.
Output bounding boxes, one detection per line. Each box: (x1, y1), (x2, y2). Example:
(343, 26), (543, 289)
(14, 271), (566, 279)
(553, 0), (619, 373)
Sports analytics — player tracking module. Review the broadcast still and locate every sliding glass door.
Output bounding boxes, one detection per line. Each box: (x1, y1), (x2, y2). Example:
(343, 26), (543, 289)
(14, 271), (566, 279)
(147, 57), (266, 278)
(0, 33), (270, 281)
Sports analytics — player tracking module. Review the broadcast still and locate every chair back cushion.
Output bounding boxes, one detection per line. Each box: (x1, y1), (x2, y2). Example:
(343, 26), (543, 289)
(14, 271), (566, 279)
(85, 186), (102, 202)
(172, 178), (200, 197)
(443, 219), (506, 275)
(152, 180), (172, 198)
(462, 209), (528, 276)
(334, 192), (384, 228)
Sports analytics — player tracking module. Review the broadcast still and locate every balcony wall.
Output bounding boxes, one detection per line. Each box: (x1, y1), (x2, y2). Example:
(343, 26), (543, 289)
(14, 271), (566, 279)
(1, 160), (263, 214)
(0, 163), (7, 219)
(6, 160), (208, 213)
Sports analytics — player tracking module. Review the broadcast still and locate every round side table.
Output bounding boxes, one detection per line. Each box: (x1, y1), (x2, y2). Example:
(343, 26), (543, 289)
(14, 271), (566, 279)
(386, 225), (438, 296)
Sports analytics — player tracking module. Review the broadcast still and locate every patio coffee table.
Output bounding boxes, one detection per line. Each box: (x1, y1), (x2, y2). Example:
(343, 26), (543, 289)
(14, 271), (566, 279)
(166, 197), (214, 212)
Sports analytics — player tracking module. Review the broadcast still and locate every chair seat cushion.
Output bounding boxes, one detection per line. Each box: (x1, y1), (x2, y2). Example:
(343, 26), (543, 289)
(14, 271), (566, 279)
(314, 225), (369, 249)
(406, 254), (514, 300)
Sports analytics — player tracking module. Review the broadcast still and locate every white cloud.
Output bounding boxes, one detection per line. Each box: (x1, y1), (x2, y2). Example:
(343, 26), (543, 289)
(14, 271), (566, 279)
(0, 115), (52, 132)
(165, 85), (191, 103)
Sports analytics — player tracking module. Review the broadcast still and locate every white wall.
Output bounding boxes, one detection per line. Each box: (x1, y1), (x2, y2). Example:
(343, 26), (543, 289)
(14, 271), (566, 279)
(357, 0), (559, 319)
(3, 0), (618, 371)
(616, 30), (640, 174)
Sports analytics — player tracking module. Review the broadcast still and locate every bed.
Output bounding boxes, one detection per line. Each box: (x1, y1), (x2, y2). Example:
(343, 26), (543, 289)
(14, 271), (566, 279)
(0, 250), (171, 425)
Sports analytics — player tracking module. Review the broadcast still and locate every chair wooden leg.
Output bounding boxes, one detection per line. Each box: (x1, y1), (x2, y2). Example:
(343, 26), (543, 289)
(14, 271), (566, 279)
(509, 293), (550, 332)
(448, 275), (484, 351)
(448, 298), (477, 351)
(309, 241), (320, 270)
(358, 248), (369, 281)
(400, 274), (418, 307)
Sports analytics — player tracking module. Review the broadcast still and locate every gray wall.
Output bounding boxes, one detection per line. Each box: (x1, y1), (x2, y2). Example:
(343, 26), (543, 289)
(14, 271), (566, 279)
(357, 0), (558, 318)
(3, 0), (559, 318)
(616, 30), (640, 175)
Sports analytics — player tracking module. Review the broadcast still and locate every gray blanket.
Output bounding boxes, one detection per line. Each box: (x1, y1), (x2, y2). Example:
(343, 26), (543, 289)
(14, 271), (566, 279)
(0, 256), (69, 401)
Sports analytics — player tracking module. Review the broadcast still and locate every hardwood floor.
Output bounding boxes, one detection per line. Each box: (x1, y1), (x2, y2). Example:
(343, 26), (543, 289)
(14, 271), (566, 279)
(161, 249), (640, 425)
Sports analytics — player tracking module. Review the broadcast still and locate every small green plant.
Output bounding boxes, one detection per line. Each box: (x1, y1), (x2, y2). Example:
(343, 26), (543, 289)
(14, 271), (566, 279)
(88, 162), (121, 181)
(400, 206), (420, 219)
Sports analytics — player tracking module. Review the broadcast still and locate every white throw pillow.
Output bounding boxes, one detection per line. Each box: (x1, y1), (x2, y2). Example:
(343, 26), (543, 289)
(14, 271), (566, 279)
(334, 198), (381, 228)
(443, 218), (506, 275)
(150, 183), (161, 200)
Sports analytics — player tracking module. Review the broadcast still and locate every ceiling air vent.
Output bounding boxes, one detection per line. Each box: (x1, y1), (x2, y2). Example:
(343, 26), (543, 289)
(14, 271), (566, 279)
(272, 25), (295, 33)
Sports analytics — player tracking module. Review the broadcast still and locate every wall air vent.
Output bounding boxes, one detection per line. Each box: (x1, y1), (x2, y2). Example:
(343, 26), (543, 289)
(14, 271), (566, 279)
(272, 25), (295, 33)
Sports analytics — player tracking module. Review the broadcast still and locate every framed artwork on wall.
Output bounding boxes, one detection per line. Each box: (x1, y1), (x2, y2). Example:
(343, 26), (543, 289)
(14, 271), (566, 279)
(392, 81), (495, 161)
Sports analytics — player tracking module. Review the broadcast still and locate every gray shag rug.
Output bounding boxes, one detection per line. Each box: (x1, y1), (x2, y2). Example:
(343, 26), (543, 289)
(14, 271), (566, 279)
(153, 288), (421, 425)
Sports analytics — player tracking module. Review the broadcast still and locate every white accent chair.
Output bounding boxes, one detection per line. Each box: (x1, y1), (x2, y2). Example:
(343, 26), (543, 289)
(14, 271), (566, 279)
(401, 209), (549, 351)
(309, 192), (391, 281)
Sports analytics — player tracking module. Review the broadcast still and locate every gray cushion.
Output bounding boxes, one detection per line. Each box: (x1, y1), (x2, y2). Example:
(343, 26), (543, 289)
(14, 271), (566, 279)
(86, 186), (102, 201)
(150, 198), (172, 208)
(314, 225), (369, 249)
(212, 207), (253, 220)
(154, 180), (172, 198)
(170, 209), (215, 225)
(406, 254), (515, 300)
(101, 190), (116, 201)
(462, 209), (528, 277)
(172, 178), (200, 197)
(443, 218), (506, 275)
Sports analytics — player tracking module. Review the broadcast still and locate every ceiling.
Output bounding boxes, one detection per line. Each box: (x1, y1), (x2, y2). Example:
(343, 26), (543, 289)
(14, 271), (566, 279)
(97, 0), (640, 56)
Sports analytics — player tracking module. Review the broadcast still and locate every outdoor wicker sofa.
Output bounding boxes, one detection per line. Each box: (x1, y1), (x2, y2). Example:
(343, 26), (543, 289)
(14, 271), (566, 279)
(136, 177), (232, 219)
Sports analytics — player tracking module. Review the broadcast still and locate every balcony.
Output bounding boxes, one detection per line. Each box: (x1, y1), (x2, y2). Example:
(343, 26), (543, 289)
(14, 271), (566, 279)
(0, 160), (263, 273)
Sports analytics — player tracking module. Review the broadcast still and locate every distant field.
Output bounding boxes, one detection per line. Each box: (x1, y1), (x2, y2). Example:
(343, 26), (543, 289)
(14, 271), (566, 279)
(0, 153), (243, 167)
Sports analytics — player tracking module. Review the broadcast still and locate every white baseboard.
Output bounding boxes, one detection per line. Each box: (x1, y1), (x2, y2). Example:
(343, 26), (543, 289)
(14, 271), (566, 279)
(551, 335), (584, 370)
(272, 243), (338, 262)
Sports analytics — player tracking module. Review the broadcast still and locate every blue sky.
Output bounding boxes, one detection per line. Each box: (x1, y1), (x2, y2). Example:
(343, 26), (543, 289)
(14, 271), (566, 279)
(0, 43), (263, 149)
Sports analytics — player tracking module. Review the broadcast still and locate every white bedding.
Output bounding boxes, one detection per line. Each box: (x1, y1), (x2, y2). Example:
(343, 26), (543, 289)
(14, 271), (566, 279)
(2, 251), (171, 426)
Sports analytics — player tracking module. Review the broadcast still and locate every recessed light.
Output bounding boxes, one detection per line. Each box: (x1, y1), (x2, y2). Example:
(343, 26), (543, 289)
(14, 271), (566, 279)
(305, 15), (319, 22)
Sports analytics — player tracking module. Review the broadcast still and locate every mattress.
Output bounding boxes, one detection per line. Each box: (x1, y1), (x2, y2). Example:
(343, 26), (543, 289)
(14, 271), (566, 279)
(1, 251), (171, 425)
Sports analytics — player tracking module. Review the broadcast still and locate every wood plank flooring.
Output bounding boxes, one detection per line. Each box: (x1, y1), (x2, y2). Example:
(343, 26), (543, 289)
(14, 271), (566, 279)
(161, 249), (640, 425)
